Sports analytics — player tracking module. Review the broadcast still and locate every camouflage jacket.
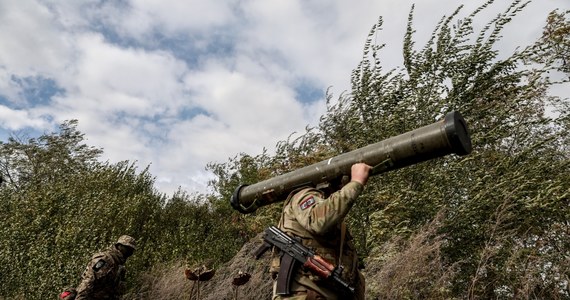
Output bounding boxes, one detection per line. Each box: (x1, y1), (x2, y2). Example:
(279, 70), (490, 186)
(273, 181), (366, 300)
(75, 246), (127, 300)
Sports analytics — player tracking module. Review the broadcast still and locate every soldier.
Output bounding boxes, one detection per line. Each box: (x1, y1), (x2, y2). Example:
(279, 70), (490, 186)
(75, 235), (136, 300)
(271, 162), (372, 300)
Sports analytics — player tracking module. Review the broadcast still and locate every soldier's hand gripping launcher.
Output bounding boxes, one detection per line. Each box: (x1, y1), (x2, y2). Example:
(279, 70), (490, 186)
(231, 111), (472, 214)
(254, 226), (355, 296)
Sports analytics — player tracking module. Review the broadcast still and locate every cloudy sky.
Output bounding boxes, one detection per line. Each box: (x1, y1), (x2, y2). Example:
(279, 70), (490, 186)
(0, 0), (568, 196)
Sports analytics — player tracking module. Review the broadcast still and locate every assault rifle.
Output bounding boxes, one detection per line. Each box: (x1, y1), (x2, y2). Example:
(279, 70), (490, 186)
(254, 226), (354, 296)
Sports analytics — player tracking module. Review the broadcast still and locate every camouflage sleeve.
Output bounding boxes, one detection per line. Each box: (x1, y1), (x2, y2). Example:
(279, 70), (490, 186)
(75, 255), (113, 299)
(75, 261), (96, 299)
(291, 181), (364, 234)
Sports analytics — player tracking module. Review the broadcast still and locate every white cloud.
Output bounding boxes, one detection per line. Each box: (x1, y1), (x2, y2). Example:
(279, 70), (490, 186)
(0, 105), (48, 130)
(0, 0), (72, 74)
(150, 63), (307, 188)
(69, 34), (188, 113)
(108, 0), (237, 39)
(0, 69), (23, 104)
(184, 61), (303, 134)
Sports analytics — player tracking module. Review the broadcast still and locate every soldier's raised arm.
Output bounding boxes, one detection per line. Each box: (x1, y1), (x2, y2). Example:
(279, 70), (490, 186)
(350, 163), (372, 186)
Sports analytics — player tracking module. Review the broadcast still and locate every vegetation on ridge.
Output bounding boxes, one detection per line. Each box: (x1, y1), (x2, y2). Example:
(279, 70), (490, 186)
(0, 1), (568, 298)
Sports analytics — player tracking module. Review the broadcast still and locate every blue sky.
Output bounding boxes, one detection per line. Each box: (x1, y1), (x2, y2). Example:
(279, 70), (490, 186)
(0, 0), (568, 196)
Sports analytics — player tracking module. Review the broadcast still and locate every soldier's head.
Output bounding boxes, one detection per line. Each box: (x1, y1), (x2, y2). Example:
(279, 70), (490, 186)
(115, 235), (136, 258)
(317, 175), (350, 197)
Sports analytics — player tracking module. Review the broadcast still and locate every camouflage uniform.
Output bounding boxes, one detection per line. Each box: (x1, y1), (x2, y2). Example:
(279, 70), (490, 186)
(272, 181), (366, 300)
(75, 236), (135, 300)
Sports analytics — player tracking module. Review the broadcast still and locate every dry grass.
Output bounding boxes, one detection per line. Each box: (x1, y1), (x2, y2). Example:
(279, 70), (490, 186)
(123, 216), (463, 299)
(364, 213), (457, 300)
(123, 232), (273, 300)
(198, 232), (273, 300)
(125, 261), (192, 299)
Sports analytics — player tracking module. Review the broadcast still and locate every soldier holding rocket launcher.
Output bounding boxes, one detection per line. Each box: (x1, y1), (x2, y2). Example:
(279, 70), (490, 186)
(233, 111), (472, 299)
(268, 162), (372, 299)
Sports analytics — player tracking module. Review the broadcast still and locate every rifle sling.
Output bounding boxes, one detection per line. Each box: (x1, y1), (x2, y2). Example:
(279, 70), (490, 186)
(276, 254), (297, 295)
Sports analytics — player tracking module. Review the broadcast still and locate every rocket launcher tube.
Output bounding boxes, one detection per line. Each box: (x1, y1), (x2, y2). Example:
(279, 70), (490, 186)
(231, 111), (472, 214)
